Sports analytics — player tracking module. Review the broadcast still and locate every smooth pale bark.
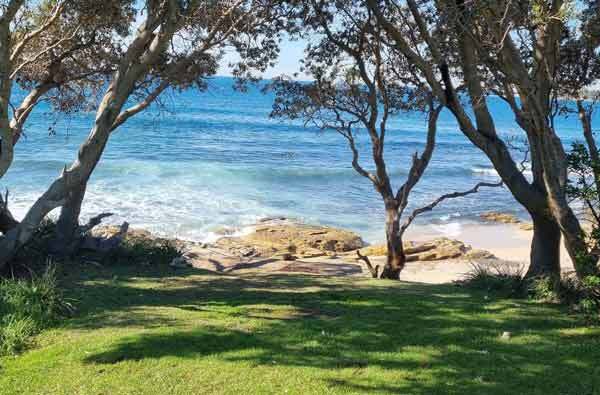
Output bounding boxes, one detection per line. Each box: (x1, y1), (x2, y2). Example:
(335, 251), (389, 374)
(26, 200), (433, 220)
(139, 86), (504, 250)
(0, 7), (176, 269)
(52, 81), (171, 252)
(364, 0), (571, 278)
(51, 184), (86, 255)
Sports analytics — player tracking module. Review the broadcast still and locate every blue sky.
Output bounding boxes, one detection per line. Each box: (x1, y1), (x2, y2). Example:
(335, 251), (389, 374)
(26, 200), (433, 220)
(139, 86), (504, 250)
(218, 37), (308, 79)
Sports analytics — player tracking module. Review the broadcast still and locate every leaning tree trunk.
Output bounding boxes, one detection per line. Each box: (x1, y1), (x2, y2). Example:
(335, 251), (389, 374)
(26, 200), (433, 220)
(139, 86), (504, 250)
(554, 203), (598, 277)
(526, 210), (561, 280)
(51, 183), (87, 255)
(0, 5), (175, 270)
(380, 204), (405, 280)
(539, 132), (599, 278)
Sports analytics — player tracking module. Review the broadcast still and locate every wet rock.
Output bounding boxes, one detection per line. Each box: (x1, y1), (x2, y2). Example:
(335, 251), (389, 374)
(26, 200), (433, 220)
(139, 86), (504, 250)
(359, 238), (495, 262)
(480, 211), (521, 224)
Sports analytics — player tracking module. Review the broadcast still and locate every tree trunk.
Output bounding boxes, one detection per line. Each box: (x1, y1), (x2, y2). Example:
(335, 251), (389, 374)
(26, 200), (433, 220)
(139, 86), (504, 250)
(537, 133), (600, 278)
(51, 183), (87, 255)
(0, 6), (176, 270)
(526, 211), (561, 280)
(555, 203), (598, 278)
(380, 205), (405, 280)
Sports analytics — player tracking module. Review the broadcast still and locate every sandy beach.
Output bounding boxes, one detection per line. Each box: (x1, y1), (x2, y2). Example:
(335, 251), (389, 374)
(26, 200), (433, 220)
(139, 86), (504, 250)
(159, 218), (573, 284)
(397, 222), (575, 283)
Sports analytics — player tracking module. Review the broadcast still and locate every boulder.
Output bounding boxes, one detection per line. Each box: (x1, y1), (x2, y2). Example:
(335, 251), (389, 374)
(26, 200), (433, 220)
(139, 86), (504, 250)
(91, 225), (152, 240)
(358, 238), (494, 262)
(519, 222), (534, 231)
(480, 211), (521, 224)
(214, 221), (364, 259)
(91, 226), (188, 250)
(169, 256), (190, 268)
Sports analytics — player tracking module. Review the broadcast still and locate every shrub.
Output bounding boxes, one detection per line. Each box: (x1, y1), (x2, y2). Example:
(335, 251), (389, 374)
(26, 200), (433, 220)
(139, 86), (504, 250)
(106, 237), (183, 265)
(460, 262), (526, 297)
(0, 264), (72, 356)
(529, 274), (600, 321)
(0, 316), (36, 356)
(528, 276), (559, 302)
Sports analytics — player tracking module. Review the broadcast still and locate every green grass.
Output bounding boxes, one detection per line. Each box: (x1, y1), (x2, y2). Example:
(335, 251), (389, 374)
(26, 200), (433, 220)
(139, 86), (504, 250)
(1, 264), (599, 395)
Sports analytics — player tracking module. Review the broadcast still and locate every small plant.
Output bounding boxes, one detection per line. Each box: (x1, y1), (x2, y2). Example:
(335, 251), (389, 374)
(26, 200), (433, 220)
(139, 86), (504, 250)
(106, 238), (183, 265)
(0, 316), (36, 356)
(0, 264), (72, 356)
(460, 262), (526, 297)
(528, 276), (560, 302)
(10, 219), (58, 270)
(529, 274), (600, 321)
(569, 275), (600, 319)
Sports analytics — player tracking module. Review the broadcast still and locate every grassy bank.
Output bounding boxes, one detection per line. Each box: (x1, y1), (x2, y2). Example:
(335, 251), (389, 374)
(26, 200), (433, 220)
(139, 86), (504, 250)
(1, 264), (598, 394)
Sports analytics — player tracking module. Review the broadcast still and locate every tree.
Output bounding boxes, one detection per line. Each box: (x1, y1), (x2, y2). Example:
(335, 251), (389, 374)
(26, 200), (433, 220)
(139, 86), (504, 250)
(271, 2), (500, 279)
(559, 1), (600, 270)
(0, 0), (135, 233)
(0, 0), (290, 268)
(362, 0), (600, 280)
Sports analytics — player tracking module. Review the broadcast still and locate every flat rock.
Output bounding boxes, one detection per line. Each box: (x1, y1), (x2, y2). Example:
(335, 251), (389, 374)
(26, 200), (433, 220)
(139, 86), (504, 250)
(480, 211), (521, 224)
(519, 222), (534, 231)
(359, 238), (494, 262)
(214, 222), (364, 259)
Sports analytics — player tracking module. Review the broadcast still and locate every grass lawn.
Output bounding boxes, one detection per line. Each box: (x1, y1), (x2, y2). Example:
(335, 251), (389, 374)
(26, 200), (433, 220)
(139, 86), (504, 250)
(1, 263), (599, 395)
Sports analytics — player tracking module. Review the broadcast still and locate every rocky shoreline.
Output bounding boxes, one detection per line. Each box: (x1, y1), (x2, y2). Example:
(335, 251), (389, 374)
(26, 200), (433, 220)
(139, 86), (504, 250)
(91, 216), (505, 278)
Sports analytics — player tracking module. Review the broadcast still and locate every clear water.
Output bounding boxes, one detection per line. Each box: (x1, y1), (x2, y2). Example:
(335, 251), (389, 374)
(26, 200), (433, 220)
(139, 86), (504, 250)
(2, 77), (595, 243)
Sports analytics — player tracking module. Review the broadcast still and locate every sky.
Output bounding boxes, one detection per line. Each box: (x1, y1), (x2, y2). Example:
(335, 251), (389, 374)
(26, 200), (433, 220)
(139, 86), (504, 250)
(218, 37), (308, 79)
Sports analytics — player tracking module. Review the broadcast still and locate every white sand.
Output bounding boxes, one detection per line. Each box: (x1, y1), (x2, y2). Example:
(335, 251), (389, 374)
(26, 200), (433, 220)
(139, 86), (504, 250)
(187, 222), (574, 284)
(394, 222), (575, 283)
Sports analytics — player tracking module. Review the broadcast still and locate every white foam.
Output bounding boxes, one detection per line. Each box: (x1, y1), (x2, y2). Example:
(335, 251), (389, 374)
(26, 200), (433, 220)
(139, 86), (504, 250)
(439, 212), (462, 221)
(472, 166), (532, 177)
(432, 222), (463, 238)
(471, 166), (499, 176)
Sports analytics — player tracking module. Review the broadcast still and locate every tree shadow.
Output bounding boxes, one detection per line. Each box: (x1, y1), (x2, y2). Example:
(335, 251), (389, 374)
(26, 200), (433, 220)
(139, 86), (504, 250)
(62, 263), (599, 394)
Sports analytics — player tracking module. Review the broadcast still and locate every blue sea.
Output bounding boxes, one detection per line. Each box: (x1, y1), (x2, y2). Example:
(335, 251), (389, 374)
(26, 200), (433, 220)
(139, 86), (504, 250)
(2, 77), (596, 243)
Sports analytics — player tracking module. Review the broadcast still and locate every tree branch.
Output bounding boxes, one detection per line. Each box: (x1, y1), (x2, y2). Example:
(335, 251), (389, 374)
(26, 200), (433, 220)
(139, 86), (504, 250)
(356, 250), (379, 278)
(10, 0), (65, 62)
(400, 180), (504, 234)
(111, 81), (170, 131)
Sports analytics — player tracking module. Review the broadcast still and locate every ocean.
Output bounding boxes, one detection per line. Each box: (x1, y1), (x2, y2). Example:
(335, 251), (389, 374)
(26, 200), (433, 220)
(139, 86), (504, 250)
(3, 77), (596, 243)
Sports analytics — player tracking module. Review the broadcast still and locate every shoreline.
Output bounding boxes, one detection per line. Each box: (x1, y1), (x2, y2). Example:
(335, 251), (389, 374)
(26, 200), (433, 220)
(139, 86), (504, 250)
(102, 214), (575, 283)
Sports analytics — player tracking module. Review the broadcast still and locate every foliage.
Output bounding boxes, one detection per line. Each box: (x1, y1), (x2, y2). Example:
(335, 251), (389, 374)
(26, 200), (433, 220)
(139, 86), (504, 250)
(565, 141), (600, 276)
(528, 276), (559, 302)
(0, 315), (36, 356)
(11, 219), (58, 267)
(0, 265), (72, 356)
(529, 274), (600, 321)
(566, 142), (600, 220)
(460, 262), (526, 297)
(105, 238), (183, 266)
(463, 258), (600, 320)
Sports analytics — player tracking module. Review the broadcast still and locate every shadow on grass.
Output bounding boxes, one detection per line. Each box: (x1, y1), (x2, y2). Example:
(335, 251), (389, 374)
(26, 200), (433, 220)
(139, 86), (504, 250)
(62, 263), (599, 394)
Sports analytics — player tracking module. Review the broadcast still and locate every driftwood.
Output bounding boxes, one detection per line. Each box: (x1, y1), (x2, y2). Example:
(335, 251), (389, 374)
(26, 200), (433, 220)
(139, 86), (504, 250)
(356, 250), (379, 278)
(78, 213), (114, 235)
(80, 220), (129, 253)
